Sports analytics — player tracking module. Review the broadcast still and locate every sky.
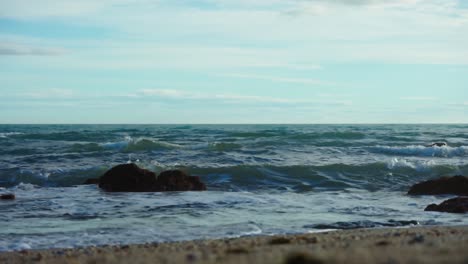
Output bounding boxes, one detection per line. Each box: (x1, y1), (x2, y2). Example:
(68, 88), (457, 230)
(0, 0), (467, 124)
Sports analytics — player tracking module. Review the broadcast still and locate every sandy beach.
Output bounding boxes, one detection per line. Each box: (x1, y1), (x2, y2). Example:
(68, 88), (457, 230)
(1, 225), (467, 264)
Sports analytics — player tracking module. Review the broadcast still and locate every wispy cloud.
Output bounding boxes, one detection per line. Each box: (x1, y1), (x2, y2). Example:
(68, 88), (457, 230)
(303, 0), (423, 6)
(220, 73), (335, 86)
(447, 101), (468, 107)
(138, 88), (352, 106)
(139, 88), (297, 103)
(0, 43), (66, 56)
(17, 89), (75, 98)
(400, 96), (438, 101)
(0, 0), (126, 19)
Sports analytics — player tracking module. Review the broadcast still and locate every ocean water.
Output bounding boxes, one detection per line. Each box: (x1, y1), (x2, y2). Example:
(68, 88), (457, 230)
(0, 124), (467, 251)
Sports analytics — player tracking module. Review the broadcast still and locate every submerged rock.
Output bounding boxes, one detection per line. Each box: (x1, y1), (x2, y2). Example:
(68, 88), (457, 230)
(155, 170), (206, 191)
(99, 163), (157, 192)
(427, 142), (447, 147)
(98, 163), (206, 192)
(0, 193), (15, 200)
(425, 197), (468, 213)
(407, 175), (468, 196)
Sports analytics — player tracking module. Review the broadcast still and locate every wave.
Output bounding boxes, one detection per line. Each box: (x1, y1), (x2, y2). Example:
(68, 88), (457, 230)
(207, 142), (243, 152)
(102, 137), (182, 152)
(371, 145), (468, 157)
(68, 143), (104, 153)
(304, 219), (425, 230)
(0, 166), (108, 187)
(11, 131), (118, 142)
(451, 133), (468, 139)
(288, 131), (366, 140)
(386, 158), (436, 172)
(226, 130), (367, 141)
(0, 132), (23, 138)
(163, 162), (466, 192)
(227, 130), (285, 138)
(1, 160), (466, 191)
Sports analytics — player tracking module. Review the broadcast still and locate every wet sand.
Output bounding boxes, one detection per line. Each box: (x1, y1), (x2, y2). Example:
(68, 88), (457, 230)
(1, 225), (467, 264)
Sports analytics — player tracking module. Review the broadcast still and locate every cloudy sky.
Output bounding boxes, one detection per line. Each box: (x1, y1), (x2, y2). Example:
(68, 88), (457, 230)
(0, 0), (467, 123)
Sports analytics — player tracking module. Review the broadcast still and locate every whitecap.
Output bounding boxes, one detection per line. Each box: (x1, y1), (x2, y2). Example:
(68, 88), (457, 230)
(12, 182), (37, 191)
(14, 243), (31, 250)
(0, 132), (23, 138)
(386, 158), (435, 172)
(372, 145), (467, 157)
(101, 136), (181, 151)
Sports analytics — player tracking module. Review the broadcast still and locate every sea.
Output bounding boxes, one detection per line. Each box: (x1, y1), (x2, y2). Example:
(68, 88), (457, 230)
(0, 124), (467, 251)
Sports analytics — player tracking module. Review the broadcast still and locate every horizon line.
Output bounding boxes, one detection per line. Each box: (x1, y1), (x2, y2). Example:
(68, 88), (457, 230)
(0, 123), (467, 125)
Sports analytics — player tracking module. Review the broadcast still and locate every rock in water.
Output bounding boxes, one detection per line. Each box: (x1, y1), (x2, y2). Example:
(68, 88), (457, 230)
(99, 163), (157, 192)
(427, 142), (447, 147)
(425, 197), (468, 213)
(97, 164), (207, 192)
(155, 170), (207, 191)
(407, 176), (468, 196)
(0, 193), (15, 200)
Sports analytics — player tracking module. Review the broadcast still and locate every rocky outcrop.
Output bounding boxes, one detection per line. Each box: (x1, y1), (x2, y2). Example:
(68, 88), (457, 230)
(0, 193), (15, 200)
(425, 197), (468, 213)
(97, 163), (206, 192)
(407, 176), (468, 196)
(99, 163), (158, 192)
(155, 170), (206, 192)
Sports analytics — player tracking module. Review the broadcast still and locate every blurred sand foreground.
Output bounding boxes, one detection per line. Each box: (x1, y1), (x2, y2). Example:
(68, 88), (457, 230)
(1, 226), (467, 264)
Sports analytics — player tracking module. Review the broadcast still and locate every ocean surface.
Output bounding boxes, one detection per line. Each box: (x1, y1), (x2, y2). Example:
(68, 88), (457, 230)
(0, 124), (467, 251)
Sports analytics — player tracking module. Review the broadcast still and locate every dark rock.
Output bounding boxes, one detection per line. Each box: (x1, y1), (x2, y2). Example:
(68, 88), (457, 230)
(424, 197), (468, 213)
(375, 240), (390, 246)
(98, 163), (157, 192)
(83, 178), (99, 185)
(407, 175), (468, 196)
(97, 164), (206, 192)
(427, 142), (447, 147)
(225, 247), (249, 254)
(155, 170), (207, 191)
(0, 193), (15, 200)
(284, 252), (324, 264)
(269, 237), (291, 245)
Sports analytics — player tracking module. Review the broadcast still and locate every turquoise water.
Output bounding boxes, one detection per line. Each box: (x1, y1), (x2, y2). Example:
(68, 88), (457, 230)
(0, 124), (467, 251)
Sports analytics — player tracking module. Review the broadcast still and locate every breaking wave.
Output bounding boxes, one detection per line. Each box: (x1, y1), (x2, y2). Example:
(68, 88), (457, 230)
(101, 137), (182, 152)
(371, 145), (468, 157)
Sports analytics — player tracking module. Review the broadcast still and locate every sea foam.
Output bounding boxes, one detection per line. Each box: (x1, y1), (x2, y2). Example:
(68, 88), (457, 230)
(372, 145), (467, 157)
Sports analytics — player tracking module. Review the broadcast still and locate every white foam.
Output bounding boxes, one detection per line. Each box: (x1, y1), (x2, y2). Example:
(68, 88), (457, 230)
(387, 158), (435, 172)
(374, 145), (467, 157)
(101, 136), (181, 151)
(12, 182), (37, 191)
(15, 243), (31, 250)
(0, 132), (23, 138)
(101, 141), (128, 150)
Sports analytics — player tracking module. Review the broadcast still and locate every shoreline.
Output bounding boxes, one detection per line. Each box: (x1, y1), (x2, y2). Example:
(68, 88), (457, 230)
(1, 225), (468, 264)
